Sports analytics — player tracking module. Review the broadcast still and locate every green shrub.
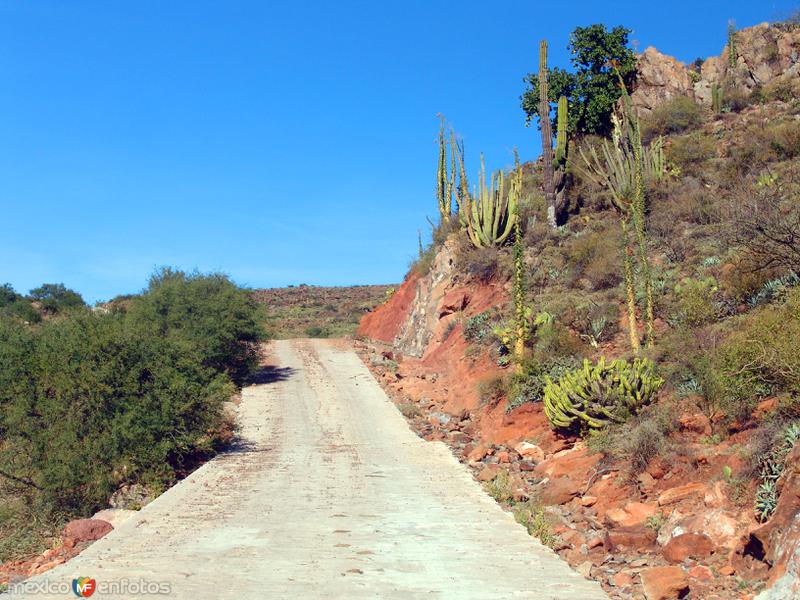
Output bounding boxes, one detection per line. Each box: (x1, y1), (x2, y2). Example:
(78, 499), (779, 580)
(543, 357), (664, 433)
(505, 355), (581, 412)
(463, 311), (492, 343)
(0, 312), (233, 515)
(712, 288), (800, 420)
(126, 268), (263, 386)
(674, 276), (718, 325)
(642, 96), (703, 140)
(0, 269), (264, 525)
(28, 283), (85, 314)
(765, 121), (800, 159)
(666, 132), (717, 174)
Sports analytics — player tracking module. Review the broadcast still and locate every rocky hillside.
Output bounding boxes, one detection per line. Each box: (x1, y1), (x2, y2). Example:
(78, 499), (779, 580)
(358, 18), (800, 600)
(632, 21), (800, 113)
(254, 284), (395, 339)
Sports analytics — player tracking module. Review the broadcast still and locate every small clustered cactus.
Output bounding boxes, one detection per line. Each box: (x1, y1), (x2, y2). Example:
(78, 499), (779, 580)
(755, 421), (800, 522)
(543, 357), (663, 433)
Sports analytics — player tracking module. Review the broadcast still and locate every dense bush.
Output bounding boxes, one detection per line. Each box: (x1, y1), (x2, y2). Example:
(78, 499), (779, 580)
(0, 270), (263, 523)
(666, 132), (717, 174)
(710, 287), (800, 420)
(126, 269), (262, 386)
(0, 284), (41, 323)
(642, 96), (703, 140)
(28, 283), (85, 314)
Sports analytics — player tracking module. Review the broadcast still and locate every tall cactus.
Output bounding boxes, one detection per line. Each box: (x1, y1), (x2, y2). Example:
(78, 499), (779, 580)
(452, 129), (470, 221)
(578, 69), (662, 352)
(436, 116), (454, 223)
(711, 83), (723, 114)
(464, 155), (518, 248)
(539, 40), (559, 229)
(510, 166), (529, 371)
(727, 20), (737, 69)
(555, 95), (568, 166)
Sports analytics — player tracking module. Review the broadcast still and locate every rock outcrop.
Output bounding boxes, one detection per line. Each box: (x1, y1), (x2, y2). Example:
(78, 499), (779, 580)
(632, 21), (800, 114)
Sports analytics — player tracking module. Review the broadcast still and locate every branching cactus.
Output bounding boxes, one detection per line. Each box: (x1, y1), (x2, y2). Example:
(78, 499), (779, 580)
(543, 357), (663, 433)
(465, 155), (518, 248)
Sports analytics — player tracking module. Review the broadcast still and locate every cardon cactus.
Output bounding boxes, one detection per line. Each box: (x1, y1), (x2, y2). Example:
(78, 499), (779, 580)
(543, 357), (663, 433)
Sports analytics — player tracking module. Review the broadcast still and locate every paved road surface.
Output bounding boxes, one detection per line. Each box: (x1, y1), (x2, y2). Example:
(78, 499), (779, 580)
(12, 339), (607, 599)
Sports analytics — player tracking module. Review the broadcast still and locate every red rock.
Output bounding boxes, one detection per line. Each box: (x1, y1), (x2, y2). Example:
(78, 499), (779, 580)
(604, 525), (658, 551)
(657, 483), (706, 506)
(467, 443), (491, 463)
(496, 450), (510, 463)
(753, 397), (778, 419)
(63, 519), (113, 543)
(605, 502), (658, 527)
(580, 495), (598, 507)
(535, 446), (601, 479)
(678, 413), (712, 435)
(587, 536), (603, 549)
(718, 565), (735, 576)
(438, 290), (470, 317)
(647, 461), (667, 479)
(612, 571), (634, 588)
(477, 464), (502, 482)
(688, 565), (713, 581)
(640, 566), (690, 600)
(514, 441), (545, 464)
(539, 476), (581, 506)
(662, 533), (715, 563)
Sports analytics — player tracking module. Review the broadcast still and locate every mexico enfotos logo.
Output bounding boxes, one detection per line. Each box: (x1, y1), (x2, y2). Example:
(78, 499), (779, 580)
(6, 577), (171, 597)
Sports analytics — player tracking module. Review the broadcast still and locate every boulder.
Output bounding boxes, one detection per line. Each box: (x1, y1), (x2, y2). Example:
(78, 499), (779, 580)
(605, 501), (659, 528)
(513, 441), (545, 464)
(91, 508), (137, 529)
(657, 483), (706, 506)
(63, 519), (113, 544)
(604, 525), (657, 552)
(539, 476), (581, 506)
(662, 533), (715, 563)
(640, 566), (690, 600)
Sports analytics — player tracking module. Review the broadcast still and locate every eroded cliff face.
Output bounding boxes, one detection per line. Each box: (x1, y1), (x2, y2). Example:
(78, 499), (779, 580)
(632, 22), (800, 113)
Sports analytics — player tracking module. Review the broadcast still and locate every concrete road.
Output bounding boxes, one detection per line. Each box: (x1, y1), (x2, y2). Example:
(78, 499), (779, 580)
(11, 339), (607, 600)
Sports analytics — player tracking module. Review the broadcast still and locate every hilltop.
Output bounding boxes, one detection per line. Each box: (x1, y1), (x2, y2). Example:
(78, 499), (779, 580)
(253, 284), (396, 339)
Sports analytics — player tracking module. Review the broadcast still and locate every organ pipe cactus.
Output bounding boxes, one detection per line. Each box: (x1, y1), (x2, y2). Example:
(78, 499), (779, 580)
(464, 155), (518, 248)
(543, 357), (663, 433)
(555, 95), (568, 166)
(437, 116), (455, 223)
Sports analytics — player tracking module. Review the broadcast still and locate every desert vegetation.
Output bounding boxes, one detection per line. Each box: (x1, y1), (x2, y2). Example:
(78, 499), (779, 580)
(0, 269), (264, 562)
(408, 16), (800, 579)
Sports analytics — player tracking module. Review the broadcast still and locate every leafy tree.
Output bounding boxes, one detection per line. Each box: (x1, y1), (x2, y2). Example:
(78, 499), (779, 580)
(28, 283), (86, 314)
(521, 24), (637, 137)
(0, 284), (20, 307)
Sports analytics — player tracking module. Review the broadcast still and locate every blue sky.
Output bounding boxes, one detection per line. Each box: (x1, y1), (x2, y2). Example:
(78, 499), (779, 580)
(1, 0), (796, 302)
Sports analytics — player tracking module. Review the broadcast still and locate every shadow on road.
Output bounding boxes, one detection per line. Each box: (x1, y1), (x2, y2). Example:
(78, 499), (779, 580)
(247, 365), (295, 385)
